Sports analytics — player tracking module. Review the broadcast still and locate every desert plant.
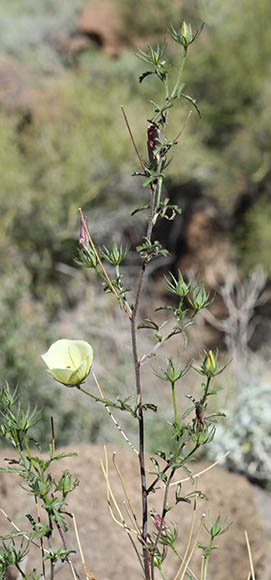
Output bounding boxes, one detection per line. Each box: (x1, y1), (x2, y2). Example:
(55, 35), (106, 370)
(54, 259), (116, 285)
(0, 16), (257, 580)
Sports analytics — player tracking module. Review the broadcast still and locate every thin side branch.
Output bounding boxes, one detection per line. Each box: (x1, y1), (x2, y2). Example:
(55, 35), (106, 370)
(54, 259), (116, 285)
(72, 513), (89, 580)
(79, 209), (132, 319)
(179, 514), (206, 580)
(121, 106), (146, 173)
(154, 451), (230, 490)
(92, 370), (138, 455)
(112, 452), (142, 538)
(100, 447), (137, 534)
(172, 110), (193, 143)
(200, 556), (204, 580)
(245, 530), (256, 580)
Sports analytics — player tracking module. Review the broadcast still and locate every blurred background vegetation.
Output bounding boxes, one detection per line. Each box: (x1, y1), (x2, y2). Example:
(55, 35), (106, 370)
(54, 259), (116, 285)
(0, 0), (270, 485)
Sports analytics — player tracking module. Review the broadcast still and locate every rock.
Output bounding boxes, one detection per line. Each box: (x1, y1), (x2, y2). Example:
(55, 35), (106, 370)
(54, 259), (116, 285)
(179, 199), (234, 287)
(78, 2), (123, 56)
(0, 444), (270, 578)
(153, 181), (234, 289)
(0, 56), (37, 118)
(53, 32), (91, 60)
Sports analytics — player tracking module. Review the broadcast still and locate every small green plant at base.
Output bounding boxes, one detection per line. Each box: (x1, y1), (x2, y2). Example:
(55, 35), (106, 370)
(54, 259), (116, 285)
(198, 515), (232, 580)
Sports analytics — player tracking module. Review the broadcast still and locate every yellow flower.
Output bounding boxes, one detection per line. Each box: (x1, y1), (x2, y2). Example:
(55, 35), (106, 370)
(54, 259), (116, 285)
(181, 21), (187, 39)
(41, 339), (93, 387)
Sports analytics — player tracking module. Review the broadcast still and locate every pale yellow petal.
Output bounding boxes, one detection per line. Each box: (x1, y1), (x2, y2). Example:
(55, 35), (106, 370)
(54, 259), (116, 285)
(41, 339), (73, 369)
(47, 367), (75, 385)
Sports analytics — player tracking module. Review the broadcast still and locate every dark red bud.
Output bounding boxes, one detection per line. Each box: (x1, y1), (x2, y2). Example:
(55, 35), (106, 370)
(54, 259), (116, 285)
(195, 402), (205, 429)
(147, 124), (159, 159)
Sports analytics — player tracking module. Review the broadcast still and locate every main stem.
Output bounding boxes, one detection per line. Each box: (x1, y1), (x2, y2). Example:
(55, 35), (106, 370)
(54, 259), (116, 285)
(130, 112), (169, 578)
(131, 260), (150, 579)
(130, 179), (159, 580)
(131, 311), (150, 578)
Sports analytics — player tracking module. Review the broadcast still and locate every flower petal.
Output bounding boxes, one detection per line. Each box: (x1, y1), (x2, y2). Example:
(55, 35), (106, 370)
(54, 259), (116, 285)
(41, 339), (94, 386)
(47, 367), (75, 385)
(68, 341), (93, 369)
(41, 339), (74, 369)
(69, 357), (91, 385)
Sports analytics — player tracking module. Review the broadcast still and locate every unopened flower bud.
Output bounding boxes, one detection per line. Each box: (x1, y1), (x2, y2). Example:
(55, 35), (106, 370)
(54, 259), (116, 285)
(170, 20), (204, 49)
(153, 554), (162, 567)
(147, 123), (160, 166)
(59, 471), (73, 494)
(202, 350), (217, 376)
(181, 21), (187, 39)
(58, 471), (79, 496)
(150, 509), (167, 537)
(5, 546), (19, 565)
(195, 402), (205, 429)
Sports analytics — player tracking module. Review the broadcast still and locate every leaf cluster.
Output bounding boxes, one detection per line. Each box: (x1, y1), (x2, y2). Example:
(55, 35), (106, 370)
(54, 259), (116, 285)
(0, 384), (81, 572)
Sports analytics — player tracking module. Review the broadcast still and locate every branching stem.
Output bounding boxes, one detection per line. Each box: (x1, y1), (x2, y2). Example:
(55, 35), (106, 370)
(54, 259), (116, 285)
(79, 209), (132, 319)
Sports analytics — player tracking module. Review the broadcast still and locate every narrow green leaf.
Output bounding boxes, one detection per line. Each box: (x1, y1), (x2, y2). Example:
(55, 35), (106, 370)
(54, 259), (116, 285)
(179, 93), (202, 118)
(181, 406), (194, 420)
(182, 465), (194, 484)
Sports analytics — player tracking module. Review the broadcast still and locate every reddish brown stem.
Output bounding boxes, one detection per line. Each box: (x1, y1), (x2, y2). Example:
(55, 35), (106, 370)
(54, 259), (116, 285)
(127, 109), (167, 579)
(121, 106), (146, 173)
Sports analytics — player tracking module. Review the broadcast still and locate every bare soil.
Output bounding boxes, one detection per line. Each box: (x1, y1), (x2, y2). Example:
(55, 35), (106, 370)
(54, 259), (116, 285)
(0, 444), (270, 579)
